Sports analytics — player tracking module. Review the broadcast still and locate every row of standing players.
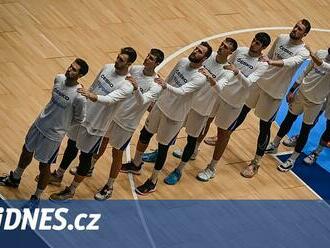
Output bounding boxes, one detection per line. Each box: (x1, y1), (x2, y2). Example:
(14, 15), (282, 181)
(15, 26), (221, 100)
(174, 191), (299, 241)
(1, 19), (329, 206)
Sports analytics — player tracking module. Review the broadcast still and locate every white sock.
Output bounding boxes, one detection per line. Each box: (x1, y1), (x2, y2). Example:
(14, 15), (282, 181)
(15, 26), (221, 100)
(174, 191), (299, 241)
(193, 142), (201, 155)
(150, 169), (160, 184)
(133, 150), (143, 166)
(106, 177), (115, 189)
(56, 168), (66, 177)
(177, 161), (187, 172)
(69, 180), (80, 194)
(314, 145), (324, 155)
(209, 159), (219, 170)
(13, 167), (24, 179)
(34, 188), (44, 199)
(273, 136), (281, 147)
(290, 151), (300, 161)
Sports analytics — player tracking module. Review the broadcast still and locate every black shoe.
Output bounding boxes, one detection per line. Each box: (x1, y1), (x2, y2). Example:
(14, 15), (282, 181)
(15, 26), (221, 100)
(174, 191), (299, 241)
(120, 162), (143, 175)
(0, 171), (21, 188)
(135, 179), (156, 195)
(21, 195), (40, 211)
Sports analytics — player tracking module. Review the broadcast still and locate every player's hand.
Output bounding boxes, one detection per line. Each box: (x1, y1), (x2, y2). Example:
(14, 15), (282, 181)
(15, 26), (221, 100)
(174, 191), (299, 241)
(224, 63), (239, 75)
(259, 55), (270, 63)
(77, 88), (97, 101)
(198, 67), (211, 77)
(154, 77), (167, 89)
(125, 76), (138, 90)
(286, 92), (295, 103)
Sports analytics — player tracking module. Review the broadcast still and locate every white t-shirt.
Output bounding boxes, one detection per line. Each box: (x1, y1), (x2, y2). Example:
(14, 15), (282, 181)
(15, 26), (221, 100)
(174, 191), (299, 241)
(156, 58), (207, 122)
(82, 64), (134, 136)
(298, 50), (330, 104)
(257, 34), (310, 99)
(34, 74), (86, 142)
(191, 52), (234, 116)
(213, 47), (268, 108)
(113, 65), (162, 132)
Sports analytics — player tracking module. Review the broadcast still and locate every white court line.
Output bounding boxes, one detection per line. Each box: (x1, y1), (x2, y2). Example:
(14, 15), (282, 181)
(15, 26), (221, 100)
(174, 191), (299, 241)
(126, 26), (330, 246)
(270, 152), (324, 201)
(152, 26), (330, 200)
(125, 144), (157, 248)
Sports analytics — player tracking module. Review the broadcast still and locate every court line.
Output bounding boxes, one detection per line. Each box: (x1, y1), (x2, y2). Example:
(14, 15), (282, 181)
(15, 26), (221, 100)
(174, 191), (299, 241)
(270, 152), (324, 201)
(125, 145), (157, 248)
(125, 26), (330, 245)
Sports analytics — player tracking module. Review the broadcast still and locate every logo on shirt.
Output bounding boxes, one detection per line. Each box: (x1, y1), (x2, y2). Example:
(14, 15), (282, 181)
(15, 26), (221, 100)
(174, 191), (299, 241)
(203, 65), (217, 78)
(101, 74), (114, 87)
(279, 45), (293, 56)
(173, 69), (188, 87)
(314, 67), (326, 76)
(237, 58), (253, 69)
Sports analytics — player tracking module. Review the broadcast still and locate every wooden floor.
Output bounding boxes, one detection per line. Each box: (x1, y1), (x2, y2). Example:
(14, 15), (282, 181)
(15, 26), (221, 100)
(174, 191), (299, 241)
(0, 0), (329, 200)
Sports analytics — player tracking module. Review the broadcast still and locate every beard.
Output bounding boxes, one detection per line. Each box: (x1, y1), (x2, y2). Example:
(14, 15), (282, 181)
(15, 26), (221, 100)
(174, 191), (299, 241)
(289, 31), (299, 40)
(188, 54), (203, 63)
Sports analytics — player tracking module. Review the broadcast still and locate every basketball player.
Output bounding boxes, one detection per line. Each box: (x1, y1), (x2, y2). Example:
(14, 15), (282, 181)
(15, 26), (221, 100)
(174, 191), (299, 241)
(304, 94), (330, 164)
(162, 37), (238, 185)
(236, 19), (311, 178)
(197, 33), (271, 181)
(91, 49), (165, 200)
(0, 58), (89, 205)
(265, 46), (330, 171)
(48, 47), (137, 201)
(121, 42), (212, 195)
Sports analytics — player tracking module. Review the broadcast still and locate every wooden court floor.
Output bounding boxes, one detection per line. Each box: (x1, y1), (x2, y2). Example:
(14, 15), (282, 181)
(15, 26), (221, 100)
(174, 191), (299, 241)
(0, 0), (329, 200)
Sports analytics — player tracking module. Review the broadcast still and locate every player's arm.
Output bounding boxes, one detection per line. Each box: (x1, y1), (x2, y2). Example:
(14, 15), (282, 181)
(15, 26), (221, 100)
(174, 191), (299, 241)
(72, 97), (87, 125)
(158, 76), (205, 95)
(135, 83), (162, 105)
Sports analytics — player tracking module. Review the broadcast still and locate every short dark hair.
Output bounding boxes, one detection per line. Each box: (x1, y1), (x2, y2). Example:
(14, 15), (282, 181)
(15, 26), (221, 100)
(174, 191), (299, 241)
(200, 41), (213, 59)
(225, 37), (238, 52)
(121, 47), (137, 64)
(255, 32), (271, 48)
(328, 47), (330, 55)
(150, 48), (165, 64)
(301, 19), (311, 34)
(75, 58), (89, 76)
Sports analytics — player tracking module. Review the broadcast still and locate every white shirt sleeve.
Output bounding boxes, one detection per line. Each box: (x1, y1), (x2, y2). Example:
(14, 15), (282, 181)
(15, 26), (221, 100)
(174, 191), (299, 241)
(237, 62), (268, 88)
(97, 84), (134, 104)
(135, 84), (162, 105)
(166, 76), (206, 95)
(318, 61), (330, 72)
(283, 49), (310, 67)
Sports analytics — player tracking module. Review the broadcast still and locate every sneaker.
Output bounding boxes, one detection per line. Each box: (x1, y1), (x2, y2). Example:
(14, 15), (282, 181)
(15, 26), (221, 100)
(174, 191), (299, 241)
(21, 195), (40, 211)
(240, 161), (260, 178)
(49, 187), (74, 201)
(204, 136), (217, 146)
(172, 148), (197, 160)
(94, 185), (113, 201)
(35, 171), (63, 186)
(164, 169), (182, 185)
(277, 158), (295, 172)
(265, 142), (278, 154)
(196, 165), (216, 182)
(69, 166), (94, 177)
(142, 150), (158, 163)
(282, 135), (299, 147)
(0, 171), (20, 188)
(120, 162), (143, 175)
(303, 152), (318, 165)
(135, 179), (156, 195)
